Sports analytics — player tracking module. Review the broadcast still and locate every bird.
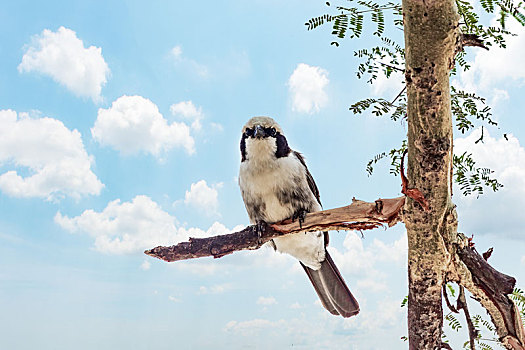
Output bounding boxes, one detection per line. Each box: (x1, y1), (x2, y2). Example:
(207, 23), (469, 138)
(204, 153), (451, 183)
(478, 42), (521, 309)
(238, 116), (359, 318)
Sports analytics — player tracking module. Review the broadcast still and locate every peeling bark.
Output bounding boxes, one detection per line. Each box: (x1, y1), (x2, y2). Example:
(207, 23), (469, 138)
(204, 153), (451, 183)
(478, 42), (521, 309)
(145, 197), (405, 262)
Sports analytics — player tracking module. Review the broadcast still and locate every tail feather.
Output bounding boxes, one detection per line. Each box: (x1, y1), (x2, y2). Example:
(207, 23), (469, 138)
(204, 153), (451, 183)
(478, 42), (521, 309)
(301, 251), (359, 318)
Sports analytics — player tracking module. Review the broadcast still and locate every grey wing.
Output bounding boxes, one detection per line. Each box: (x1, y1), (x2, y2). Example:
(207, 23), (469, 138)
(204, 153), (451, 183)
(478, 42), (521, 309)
(293, 151), (322, 207)
(293, 151), (328, 247)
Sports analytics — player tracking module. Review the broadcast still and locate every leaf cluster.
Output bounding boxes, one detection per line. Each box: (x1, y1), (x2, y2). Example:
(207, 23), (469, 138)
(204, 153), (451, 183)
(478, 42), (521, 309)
(453, 152), (503, 197)
(354, 38), (404, 83)
(457, 0), (524, 49)
(365, 139), (406, 176)
(305, 1), (400, 43)
(451, 87), (497, 135)
(511, 288), (525, 323)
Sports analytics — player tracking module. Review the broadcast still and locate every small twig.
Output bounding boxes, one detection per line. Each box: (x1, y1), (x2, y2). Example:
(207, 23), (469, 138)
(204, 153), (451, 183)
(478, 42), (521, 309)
(343, 5), (398, 15)
(441, 342), (454, 350)
(391, 86), (407, 104)
(462, 33), (489, 50)
(377, 61), (405, 73)
(443, 284), (459, 313)
(456, 286), (478, 350)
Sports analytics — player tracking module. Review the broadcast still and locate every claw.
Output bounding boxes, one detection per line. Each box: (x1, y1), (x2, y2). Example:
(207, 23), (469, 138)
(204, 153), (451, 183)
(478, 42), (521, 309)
(254, 221), (267, 246)
(292, 209), (308, 229)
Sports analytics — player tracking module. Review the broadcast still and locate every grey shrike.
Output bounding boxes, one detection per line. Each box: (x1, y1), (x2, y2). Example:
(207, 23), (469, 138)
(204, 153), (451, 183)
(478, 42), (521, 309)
(238, 116), (359, 318)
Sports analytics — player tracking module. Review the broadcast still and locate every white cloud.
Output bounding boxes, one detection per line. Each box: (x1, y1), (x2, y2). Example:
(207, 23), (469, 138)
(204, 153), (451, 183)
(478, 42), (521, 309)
(171, 45), (208, 77)
(224, 319), (286, 336)
(55, 195), (235, 254)
(173, 261), (220, 276)
(91, 95), (195, 157)
(140, 260), (151, 271)
(343, 297), (406, 332)
(521, 256), (525, 265)
(327, 230), (407, 296)
(198, 284), (231, 295)
(329, 231), (407, 276)
(168, 295), (181, 303)
(18, 26), (109, 102)
(210, 122), (224, 132)
(371, 69), (405, 98)
(456, 128), (525, 194)
(288, 63), (329, 114)
(356, 278), (388, 293)
(256, 296), (277, 305)
(171, 46), (182, 59)
(170, 100), (203, 131)
(184, 180), (222, 214)
(290, 302), (302, 309)
(0, 109), (103, 200)
(454, 128), (525, 237)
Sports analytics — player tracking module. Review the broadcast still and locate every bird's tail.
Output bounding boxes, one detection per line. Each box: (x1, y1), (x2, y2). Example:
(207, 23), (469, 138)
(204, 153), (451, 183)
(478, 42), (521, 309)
(301, 251), (359, 318)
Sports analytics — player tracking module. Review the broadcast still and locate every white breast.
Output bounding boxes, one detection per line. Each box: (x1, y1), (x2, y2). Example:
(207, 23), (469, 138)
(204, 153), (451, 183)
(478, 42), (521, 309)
(238, 138), (325, 269)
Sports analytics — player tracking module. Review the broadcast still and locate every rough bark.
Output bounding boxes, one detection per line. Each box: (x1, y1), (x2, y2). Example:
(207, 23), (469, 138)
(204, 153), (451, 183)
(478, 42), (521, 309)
(145, 197), (404, 262)
(402, 1), (525, 349)
(402, 0), (458, 348)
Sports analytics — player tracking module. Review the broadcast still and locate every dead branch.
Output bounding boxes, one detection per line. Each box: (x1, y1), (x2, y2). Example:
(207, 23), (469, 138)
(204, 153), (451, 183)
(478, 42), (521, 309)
(145, 196), (405, 262)
(441, 342), (453, 350)
(456, 285), (478, 350)
(461, 33), (488, 50)
(456, 242), (525, 349)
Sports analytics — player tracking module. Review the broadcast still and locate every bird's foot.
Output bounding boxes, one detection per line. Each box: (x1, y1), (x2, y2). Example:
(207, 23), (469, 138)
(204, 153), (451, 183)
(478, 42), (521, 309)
(254, 221), (267, 246)
(292, 209), (308, 229)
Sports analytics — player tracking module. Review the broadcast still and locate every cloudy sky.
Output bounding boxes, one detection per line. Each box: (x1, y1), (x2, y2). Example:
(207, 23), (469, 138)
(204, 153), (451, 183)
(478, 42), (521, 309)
(1, 1), (524, 349)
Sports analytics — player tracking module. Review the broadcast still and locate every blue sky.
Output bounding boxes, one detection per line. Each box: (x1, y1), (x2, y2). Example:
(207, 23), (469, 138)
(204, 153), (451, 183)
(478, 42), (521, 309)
(1, 1), (524, 349)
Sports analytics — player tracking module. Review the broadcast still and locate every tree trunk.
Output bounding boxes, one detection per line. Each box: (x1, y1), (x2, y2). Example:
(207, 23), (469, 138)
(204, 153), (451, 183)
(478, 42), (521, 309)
(402, 0), (460, 348)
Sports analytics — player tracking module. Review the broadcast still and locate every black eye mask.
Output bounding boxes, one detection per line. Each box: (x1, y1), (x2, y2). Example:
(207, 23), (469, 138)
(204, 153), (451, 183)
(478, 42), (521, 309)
(244, 126), (277, 139)
(240, 126), (290, 161)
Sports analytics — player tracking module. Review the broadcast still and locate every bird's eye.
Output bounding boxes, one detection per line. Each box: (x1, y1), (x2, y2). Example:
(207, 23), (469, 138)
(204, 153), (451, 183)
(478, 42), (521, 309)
(269, 127), (276, 136)
(244, 128), (253, 137)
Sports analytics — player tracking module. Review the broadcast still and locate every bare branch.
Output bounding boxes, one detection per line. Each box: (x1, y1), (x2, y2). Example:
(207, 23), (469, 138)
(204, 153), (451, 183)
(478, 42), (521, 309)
(391, 86), (407, 105)
(443, 284), (459, 314)
(145, 197), (405, 262)
(456, 243), (525, 349)
(441, 342), (453, 350)
(461, 33), (489, 50)
(456, 285), (478, 350)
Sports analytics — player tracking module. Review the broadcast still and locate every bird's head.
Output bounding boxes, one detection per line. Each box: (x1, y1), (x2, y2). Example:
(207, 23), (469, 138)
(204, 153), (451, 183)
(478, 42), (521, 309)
(240, 116), (290, 163)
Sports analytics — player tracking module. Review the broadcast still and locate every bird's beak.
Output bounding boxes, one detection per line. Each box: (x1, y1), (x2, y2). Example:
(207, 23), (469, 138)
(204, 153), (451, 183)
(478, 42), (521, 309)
(253, 125), (265, 139)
